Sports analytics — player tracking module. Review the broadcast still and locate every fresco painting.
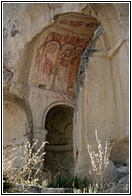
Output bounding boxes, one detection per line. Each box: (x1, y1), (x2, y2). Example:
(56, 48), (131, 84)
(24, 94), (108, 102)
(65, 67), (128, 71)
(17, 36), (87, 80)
(60, 19), (99, 28)
(31, 27), (91, 94)
(67, 47), (83, 90)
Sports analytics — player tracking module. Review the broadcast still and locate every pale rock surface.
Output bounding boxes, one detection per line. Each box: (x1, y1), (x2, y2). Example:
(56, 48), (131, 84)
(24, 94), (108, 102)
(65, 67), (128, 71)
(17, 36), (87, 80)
(73, 3), (129, 178)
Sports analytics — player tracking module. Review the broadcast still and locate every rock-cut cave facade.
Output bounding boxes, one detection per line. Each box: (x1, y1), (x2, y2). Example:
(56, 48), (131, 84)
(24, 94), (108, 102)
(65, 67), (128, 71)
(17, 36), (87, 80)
(3, 3), (129, 182)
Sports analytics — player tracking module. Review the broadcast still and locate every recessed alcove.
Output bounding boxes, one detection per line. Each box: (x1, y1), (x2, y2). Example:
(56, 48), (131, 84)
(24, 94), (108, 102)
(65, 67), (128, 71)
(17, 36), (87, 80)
(44, 105), (74, 177)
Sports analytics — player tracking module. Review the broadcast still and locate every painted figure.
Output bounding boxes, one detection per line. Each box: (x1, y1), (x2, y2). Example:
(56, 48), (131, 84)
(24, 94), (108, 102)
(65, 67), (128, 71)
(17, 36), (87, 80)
(57, 47), (73, 87)
(67, 48), (83, 90)
(42, 42), (59, 86)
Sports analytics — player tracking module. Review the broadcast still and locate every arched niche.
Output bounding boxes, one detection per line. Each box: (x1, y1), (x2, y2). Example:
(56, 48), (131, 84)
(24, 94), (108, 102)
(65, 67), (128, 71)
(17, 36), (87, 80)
(3, 100), (27, 141)
(3, 98), (32, 168)
(44, 103), (74, 178)
(28, 13), (100, 96)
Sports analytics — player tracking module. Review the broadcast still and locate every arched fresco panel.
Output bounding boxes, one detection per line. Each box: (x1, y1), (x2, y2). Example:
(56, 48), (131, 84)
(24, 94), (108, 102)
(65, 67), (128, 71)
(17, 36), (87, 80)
(3, 100), (28, 168)
(3, 100), (28, 142)
(29, 13), (99, 96)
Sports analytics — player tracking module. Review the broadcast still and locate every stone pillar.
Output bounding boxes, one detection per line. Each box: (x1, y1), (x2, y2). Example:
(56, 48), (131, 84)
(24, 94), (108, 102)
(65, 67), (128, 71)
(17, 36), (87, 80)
(32, 128), (48, 185)
(33, 128), (47, 145)
(32, 127), (48, 159)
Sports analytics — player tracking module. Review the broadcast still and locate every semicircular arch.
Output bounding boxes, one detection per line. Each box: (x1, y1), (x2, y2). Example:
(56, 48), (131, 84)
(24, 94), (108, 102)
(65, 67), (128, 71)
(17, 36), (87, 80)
(3, 93), (33, 142)
(42, 101), (74, 129)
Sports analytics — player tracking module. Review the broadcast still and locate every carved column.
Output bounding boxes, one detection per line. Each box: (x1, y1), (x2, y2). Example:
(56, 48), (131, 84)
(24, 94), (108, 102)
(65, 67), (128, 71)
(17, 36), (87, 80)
(32, 128), (48, 185)
(33, 127), (47, 140)
(32, 127), (48, 159)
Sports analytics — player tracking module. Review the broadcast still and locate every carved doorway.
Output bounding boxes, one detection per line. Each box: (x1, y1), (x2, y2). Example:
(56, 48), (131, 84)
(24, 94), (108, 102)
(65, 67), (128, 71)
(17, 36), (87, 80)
(44, 105), (74, 178)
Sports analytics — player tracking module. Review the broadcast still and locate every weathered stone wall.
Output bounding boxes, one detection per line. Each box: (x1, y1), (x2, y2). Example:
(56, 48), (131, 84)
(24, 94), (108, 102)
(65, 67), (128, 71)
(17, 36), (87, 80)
(73, 3), (129, 177)
(3, 3), (129, 182)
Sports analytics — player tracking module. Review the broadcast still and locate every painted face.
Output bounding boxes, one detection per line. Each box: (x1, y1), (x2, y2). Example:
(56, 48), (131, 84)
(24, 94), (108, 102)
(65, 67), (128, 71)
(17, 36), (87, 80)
(65, 50), (71, 57)
(47, 44), (57, 53)
(75, 49), (82, 57)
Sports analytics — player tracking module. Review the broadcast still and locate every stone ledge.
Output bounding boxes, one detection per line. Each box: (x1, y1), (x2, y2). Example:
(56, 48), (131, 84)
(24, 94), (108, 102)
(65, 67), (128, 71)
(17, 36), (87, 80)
(46, 144), (73, 152)
(12, 184), (41, 193)
(41, 188), (73, 193)
(12, 185), (73, 193)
